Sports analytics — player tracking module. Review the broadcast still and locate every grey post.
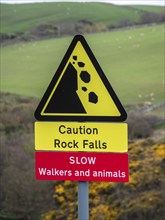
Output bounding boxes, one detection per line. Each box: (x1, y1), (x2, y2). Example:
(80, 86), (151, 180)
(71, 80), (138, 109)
(78, 181), (89, 220)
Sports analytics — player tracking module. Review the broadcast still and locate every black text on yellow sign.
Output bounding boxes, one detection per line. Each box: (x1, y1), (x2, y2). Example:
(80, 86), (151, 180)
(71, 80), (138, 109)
(35, 122), (128, 152)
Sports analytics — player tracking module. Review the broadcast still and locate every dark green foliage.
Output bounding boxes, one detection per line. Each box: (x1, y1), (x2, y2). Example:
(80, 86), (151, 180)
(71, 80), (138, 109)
(127, 113), (161, 139)
(140, 11), (165, 23)
(0, 93), (164, 220)
(0, 93), (55, 220)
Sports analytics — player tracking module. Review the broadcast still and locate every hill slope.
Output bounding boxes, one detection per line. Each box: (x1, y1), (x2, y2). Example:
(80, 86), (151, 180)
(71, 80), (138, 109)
(1, 2), (164, 45)
(0, 2), (143, 34)
(1, 24), (164, 105)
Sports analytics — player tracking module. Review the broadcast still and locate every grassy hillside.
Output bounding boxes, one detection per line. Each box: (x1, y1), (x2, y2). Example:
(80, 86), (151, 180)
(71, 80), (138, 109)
(131, 5), (165, 13)
(1, 24), (164, 105)
(0, 2), (143, 34)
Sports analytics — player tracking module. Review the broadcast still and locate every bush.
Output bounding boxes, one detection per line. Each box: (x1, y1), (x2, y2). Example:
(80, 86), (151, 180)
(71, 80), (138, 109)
(0, 93), (54, 220)
(127, 113), (160, 139)
(140, 12), (165, 24)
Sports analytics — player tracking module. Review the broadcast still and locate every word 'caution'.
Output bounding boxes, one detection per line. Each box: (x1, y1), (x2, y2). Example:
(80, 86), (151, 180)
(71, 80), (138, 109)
(35, 122), (128, 152)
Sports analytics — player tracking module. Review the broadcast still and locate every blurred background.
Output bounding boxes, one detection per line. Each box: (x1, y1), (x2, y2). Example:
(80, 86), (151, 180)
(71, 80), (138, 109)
(0, 0), (164, 219)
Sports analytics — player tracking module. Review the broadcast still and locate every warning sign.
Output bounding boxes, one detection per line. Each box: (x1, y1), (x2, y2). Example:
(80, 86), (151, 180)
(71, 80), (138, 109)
(35, 122), (128, 152)
(36, 151), (129, 182)
(35, 35), (127, 122)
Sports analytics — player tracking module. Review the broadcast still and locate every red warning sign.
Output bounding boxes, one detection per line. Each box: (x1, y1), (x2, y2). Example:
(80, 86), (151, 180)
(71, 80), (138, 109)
(36, 151), (129, 182)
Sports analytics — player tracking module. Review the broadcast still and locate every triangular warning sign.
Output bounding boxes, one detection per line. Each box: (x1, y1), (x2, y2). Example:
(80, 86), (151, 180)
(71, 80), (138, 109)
(35, 35), (127, 122)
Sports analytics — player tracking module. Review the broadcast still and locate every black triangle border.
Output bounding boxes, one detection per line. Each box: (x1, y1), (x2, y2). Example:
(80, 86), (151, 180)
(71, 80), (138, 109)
(34, 35), (127, 122)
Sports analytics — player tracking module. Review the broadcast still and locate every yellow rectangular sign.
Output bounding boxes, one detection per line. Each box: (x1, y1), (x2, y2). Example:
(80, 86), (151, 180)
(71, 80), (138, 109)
(35, 122), (128, 152)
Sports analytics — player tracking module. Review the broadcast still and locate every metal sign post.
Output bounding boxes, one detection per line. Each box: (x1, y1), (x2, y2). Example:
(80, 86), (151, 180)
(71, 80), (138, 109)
(78, 182), (89, 220)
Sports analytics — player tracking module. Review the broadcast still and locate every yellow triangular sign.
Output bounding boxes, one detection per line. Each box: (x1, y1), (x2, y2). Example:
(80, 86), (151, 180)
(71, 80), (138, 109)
(35, 35), (127, 122)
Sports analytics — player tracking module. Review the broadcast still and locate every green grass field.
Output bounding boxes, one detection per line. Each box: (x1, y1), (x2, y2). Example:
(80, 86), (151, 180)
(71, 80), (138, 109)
(1, 24), (164, 105)
(131, 5), (164, 13)
(0, 2), (160, 34)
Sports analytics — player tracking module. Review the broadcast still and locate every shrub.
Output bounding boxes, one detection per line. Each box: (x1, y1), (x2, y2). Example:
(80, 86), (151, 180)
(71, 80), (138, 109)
(140, 12), (164, 24)
(127, 113), (160, 139)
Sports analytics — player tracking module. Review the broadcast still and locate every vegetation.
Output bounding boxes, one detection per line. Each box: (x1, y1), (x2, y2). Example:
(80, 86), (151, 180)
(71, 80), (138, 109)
(0, 2), (164, 219)
(52, 138), (165, 220)
(0, 3), (164, 43)
(0, 92), (164, 220)
(127, 112), (161, 139)
(0, 93), (54, 219)
(131, 5), (165, 13)
(1, 24), (164, 106)
(0, 2), (148, 33)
